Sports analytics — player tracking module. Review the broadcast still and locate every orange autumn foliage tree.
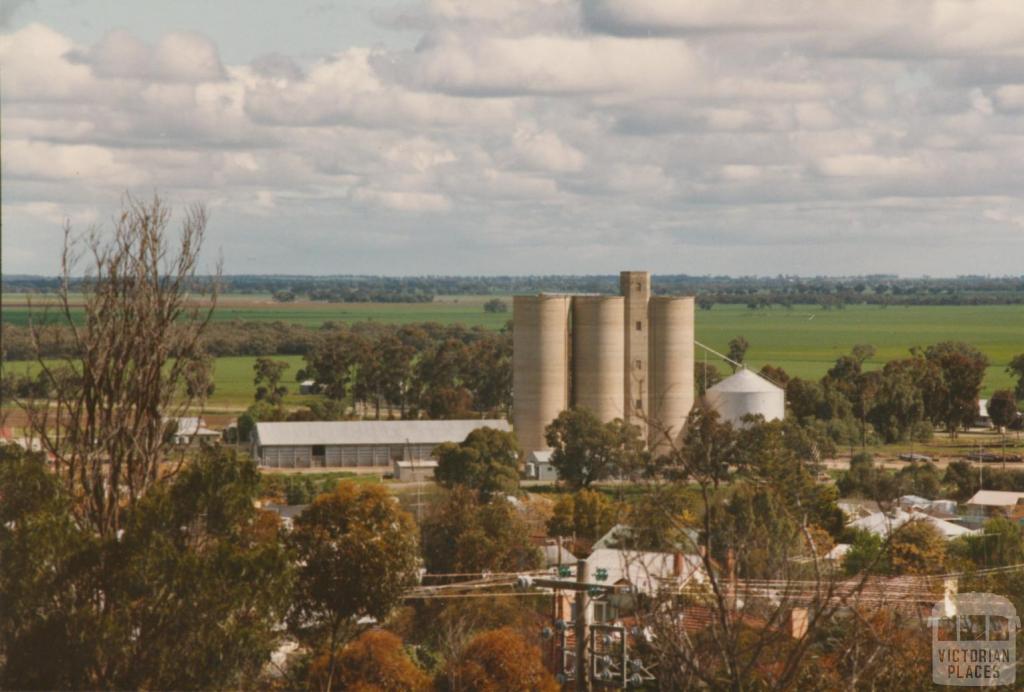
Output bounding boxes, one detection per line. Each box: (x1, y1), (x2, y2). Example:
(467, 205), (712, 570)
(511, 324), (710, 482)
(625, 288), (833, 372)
(446, 627), (558, 692)
(309, 630), (430, 692)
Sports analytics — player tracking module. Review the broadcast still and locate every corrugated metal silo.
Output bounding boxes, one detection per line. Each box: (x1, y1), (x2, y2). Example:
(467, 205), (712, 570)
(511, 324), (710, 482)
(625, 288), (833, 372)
(647, 296), (695, 453)
(572, 296), (625, 423)
(704, 368), (785, 427)
(512, 295), (571, 454)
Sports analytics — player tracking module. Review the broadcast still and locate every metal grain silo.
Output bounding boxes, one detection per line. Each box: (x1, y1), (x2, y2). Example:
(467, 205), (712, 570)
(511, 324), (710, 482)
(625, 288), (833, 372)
(572, 296), (625, 423)
(512, 295), (571, 454)
(704, 368), (785, 427)
(647, 296), (695, 453)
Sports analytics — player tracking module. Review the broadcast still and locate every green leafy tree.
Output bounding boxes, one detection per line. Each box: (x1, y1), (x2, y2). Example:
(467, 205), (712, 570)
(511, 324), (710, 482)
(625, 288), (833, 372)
(951, 517), (1024, 569)
(254, 356), (290, 404)
(868, 358), (927, 442)
(726, 336), (749, 371)
(546, 489), (618, 542)
(288, 482), (419, 691)
(987, 389), (1018, 430)
(923, 341), (990, 437)
(305, 330), (368, 402)
(786, 377), (824, 420)
(695, 361), (724, 397)
(943, 460), (979, 502)
(758, 364), (790, 387)
(895, 461), (942, 499)
(1007, 353), (1024, 400)
(545, 408), (635, 488)
(889, 520), (946, 575)
(843, 528), (887, 575)
(421, 487), (540, 575)
(677, 405), (736, 488)
(433, 427), (521, 500)
(482, 298), (508, 313)
(0, 446), (292, 690)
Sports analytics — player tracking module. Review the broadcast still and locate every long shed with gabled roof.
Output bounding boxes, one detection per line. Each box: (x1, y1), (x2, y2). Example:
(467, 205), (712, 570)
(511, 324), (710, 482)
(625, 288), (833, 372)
(251, 419), (511, 469)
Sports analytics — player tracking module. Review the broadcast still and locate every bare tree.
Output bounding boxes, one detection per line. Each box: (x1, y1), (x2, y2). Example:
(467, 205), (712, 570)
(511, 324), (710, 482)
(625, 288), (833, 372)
(21, 195), (219, 536)
(632, 409), (896, 690)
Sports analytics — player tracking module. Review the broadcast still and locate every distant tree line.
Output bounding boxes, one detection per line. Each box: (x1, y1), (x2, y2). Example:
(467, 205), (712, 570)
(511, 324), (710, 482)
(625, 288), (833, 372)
(5, 273), (1024, 305)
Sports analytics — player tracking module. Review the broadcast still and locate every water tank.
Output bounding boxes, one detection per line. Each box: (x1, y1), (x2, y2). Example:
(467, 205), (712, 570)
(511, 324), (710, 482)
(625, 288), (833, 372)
(647, 296), (695, 453)
(704, 368), (785, 426)
(572, 296), (625, 423)
(512, 295), (571, 454)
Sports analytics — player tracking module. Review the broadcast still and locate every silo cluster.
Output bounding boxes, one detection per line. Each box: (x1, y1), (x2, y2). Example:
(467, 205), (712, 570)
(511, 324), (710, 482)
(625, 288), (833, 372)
(512, 271), (695, 455)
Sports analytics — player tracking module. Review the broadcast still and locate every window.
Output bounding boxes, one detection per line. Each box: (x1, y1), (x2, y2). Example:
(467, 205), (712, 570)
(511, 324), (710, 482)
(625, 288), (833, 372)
(635, 321), (642, 331)
(634, 359), (642, 370)
(634, 282), (642, 292)
(312, 445), (325, 457)
(636, 399), (643, 410)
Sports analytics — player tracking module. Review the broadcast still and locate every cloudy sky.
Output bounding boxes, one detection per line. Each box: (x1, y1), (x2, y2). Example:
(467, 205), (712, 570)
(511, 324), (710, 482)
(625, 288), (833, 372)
(3, 0), (1023, 277)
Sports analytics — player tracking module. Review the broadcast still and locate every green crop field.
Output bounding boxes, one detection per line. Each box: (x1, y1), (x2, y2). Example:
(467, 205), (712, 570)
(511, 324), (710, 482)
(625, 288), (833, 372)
(3, 298), (1021, 404)
(0, 294), (510, 330)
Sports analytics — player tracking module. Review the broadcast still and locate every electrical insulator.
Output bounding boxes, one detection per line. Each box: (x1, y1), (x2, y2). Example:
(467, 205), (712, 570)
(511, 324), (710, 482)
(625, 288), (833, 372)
(515, 575), (533, 590)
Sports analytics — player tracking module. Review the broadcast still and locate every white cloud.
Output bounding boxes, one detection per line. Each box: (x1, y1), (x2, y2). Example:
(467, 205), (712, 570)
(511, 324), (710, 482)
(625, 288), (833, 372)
(2, 4), (1023, 275)
(67, 29), (226, 82)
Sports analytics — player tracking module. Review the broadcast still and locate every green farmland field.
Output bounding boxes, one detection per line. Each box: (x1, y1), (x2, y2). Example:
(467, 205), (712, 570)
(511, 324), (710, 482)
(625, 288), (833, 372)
(0, 294), (510, 330)
(3, 297), (1021, 402)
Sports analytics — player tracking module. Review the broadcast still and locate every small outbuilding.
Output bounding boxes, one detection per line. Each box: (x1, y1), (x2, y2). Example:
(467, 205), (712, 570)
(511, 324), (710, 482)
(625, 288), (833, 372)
(704, 368), (785, 426)
(524, 450), (559, 481)
(394, 459), (438, 482)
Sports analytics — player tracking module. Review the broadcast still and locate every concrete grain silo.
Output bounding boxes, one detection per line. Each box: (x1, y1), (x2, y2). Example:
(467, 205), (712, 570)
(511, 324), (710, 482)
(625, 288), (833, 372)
(512, 295), (571, 453)
(647, 296), (695, 453)
(572, 296), (625, 423)
(704, 368), (785, 427)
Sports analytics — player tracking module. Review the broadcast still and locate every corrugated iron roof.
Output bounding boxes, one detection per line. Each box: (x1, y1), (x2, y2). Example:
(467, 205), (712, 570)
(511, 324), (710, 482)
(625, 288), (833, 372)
(253, 419), (511, 446)
(966, 490), (1024, 507)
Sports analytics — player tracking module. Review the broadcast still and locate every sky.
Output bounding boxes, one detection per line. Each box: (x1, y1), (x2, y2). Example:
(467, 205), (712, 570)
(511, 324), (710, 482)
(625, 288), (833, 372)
(2, 0), (1023, 277)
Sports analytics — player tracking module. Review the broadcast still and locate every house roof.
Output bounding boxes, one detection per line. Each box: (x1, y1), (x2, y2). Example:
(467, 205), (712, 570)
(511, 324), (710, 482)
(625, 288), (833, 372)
(540, 543), (578, 567)
(966, 490), (1024, 507)
(585, 548), (706, 595)
(707, 368), (783, 394)
(253, 419), (511, 446)
(848, 508), (980, 540)
(529, 450), (553, 463)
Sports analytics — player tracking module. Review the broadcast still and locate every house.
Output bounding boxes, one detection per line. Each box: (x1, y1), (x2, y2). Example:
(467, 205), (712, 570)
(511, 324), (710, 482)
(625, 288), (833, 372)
(898, 495), (958, 517)
(250, 419), (511, 469)
(965, 490), (1024, 525)
(260, 503), (308, 530)
(394, 459), (437, 482)
(166, 417), (220, 445)
(298, 379), (318, 395)
(524, 450), (559, 481)
(848, 508), (980, 540)
(551, 548), (708, 625)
